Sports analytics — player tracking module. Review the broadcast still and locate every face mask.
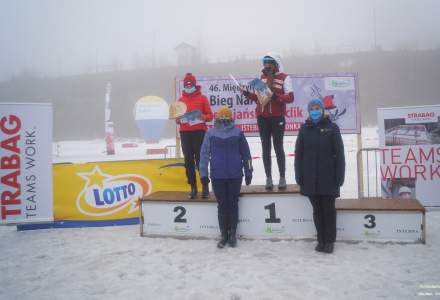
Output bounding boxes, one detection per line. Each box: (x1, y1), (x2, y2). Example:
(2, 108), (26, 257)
(184, 86), (196, 94)
(263, 66), (275, 75)
(215, 119), (233, 128)
(309, 110), (322, 121)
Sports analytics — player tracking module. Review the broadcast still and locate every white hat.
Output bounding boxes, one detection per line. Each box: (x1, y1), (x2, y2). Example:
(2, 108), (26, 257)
(399, 186), (412, 195)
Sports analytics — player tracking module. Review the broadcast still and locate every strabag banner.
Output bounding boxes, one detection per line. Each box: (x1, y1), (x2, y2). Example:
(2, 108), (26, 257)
(377, 105), (440, 207)
(0, 103), (53, 224)
(175, 73), (360, 136)
(53, 159), (188, 221)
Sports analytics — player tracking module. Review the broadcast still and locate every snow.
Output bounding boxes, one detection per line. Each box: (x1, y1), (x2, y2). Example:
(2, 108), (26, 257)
(1, 213), (440, 299)
(2, 126), (439, 299)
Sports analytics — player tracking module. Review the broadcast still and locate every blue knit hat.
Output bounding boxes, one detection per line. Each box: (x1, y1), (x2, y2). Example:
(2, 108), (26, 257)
(307, 99), (324, 112)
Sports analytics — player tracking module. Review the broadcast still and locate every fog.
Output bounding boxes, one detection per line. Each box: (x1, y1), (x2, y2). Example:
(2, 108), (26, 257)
(1, 0), (440, 79)
(1, 0), (440, 140)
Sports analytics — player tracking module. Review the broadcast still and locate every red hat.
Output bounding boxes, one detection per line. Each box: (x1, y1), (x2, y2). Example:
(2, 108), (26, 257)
(184, 73), (196, 87)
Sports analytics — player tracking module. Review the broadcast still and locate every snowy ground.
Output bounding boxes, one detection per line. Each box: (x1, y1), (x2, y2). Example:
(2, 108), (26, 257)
(1, 213), (440, 300)
(2, 127), (440, 299)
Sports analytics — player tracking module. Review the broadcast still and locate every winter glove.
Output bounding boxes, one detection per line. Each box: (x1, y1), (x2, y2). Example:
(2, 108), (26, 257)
(242, 90), (251, 98)
(245, 175), (252, 186)
(201, 177), (210, 185)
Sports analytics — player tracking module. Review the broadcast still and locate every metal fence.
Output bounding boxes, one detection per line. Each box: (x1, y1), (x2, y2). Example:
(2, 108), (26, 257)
(357, 147), (381, 199)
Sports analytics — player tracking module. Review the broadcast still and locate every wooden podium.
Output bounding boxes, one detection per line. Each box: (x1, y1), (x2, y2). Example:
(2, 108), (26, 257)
(139, 185), (425, 243)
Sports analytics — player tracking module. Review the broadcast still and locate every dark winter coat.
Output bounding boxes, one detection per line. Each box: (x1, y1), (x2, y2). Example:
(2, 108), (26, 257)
(199, 120), (252, 179)
(294, 116), (345, 197)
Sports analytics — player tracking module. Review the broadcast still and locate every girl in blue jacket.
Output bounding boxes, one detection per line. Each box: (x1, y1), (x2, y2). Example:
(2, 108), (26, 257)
(200, 106), (253, 248)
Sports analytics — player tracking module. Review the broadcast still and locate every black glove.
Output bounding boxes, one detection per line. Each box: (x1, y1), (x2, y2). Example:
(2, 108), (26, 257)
(201, 177), (210, 185)
(242, 90), (251, 98)
(245, 175), (252, 186)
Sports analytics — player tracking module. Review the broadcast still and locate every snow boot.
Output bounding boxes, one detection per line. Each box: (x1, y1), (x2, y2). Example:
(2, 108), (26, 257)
(228, 214), (238, 248)
(201, 181), (209, 199)
(265, 177), (273, 190)
(323, 243), (334, 254)
(189, 182), (198, 199)
(278, 177), (287, 190)
(315, 242), (325, 252)
(217, 214), (229, 249)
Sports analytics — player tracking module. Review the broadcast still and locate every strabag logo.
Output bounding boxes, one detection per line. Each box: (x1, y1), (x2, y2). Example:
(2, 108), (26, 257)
(406, 111), (437, 124)
(76, 166), (151, 216)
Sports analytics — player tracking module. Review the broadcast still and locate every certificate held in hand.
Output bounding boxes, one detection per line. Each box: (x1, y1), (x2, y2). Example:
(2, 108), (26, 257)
(249, 78), (273, 107)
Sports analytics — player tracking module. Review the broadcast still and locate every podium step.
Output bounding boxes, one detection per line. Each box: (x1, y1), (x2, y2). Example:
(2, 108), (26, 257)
(140, 185), (425, 243)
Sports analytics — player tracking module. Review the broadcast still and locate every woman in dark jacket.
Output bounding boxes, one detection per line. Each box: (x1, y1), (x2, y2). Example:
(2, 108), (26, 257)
(200, 106), (253, 248)
(294, 99), (345, 253)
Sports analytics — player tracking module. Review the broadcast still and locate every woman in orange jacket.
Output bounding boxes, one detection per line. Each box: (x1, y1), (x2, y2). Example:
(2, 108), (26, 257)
(177, 73), (214, 198)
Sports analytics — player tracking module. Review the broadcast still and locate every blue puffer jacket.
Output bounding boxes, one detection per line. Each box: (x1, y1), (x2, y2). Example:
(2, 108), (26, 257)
(200, 119), (252, 179)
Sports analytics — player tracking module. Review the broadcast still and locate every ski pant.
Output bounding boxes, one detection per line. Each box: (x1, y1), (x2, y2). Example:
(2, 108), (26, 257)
(257, 116), (286, 178)
(308, 195), (337, 243)
(180, 130), (205, 185)
(212, 178), (242, 231)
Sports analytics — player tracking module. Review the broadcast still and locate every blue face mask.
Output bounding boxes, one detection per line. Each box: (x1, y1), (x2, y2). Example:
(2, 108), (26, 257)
(184, 86), (196, 94)
(215, 119), (233, 128)
(309, 110), (322, 121)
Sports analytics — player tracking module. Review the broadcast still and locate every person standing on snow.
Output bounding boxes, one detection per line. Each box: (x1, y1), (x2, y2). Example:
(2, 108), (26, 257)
(294, 99), (345, 254)
(199, 106), (253, 248)
(177, 73), (214, 199)
(242, 52), (294, 190)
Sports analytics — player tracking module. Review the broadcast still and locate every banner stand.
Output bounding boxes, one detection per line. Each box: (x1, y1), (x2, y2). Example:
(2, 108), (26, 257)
(377, 105), (440, 207)
(1, 103), (53, 224)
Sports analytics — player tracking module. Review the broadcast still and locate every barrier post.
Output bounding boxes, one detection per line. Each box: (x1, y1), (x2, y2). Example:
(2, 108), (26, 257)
(357, 133), (364, 198)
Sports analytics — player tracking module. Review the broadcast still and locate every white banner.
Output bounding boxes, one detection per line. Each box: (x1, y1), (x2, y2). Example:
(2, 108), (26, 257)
(0, 103), (53, 223)
(377, 105), (440, 207)
(175, 73), (360, 136)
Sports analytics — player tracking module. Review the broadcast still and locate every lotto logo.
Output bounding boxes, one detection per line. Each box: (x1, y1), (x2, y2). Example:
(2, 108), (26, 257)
(76, 166), (151, 216)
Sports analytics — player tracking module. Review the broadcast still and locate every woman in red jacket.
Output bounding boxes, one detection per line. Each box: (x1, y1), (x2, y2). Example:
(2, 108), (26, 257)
(242, 52), (294, 190)
(177, 73), (214, 199)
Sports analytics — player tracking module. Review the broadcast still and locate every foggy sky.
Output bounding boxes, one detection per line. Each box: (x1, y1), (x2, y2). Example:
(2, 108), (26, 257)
(1, 0), (440, 81)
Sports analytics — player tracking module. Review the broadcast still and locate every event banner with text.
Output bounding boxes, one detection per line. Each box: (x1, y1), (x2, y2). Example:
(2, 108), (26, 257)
(378, 105), (440, 207)
(0, 103), (53, 224)
(175, 73), (360, 135)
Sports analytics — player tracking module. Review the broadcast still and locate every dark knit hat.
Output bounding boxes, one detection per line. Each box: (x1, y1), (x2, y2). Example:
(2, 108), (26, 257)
(262, 56), (278, 67)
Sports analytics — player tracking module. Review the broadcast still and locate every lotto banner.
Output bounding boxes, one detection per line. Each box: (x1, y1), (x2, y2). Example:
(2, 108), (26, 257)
(175, 73), (360, 135)
(53, 159), (188, 221)
(377, 105), (440, 207)
(0, 103), (53, 224)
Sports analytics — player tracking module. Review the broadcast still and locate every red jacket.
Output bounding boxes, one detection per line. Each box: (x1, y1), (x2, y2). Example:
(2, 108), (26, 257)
(245, 72), (294, 118)
(178, 86), (213, 132)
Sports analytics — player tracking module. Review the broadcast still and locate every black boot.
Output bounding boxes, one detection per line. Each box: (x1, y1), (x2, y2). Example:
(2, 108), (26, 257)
(201, 181), (209, 199)
(228, 229), (237, 248)
(323, 243), (334, 254)
(217, 214), (228, 249)
(315, 241), (325, 252)
(228, 214), (238, 248)
(189, 182), (197, 199)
